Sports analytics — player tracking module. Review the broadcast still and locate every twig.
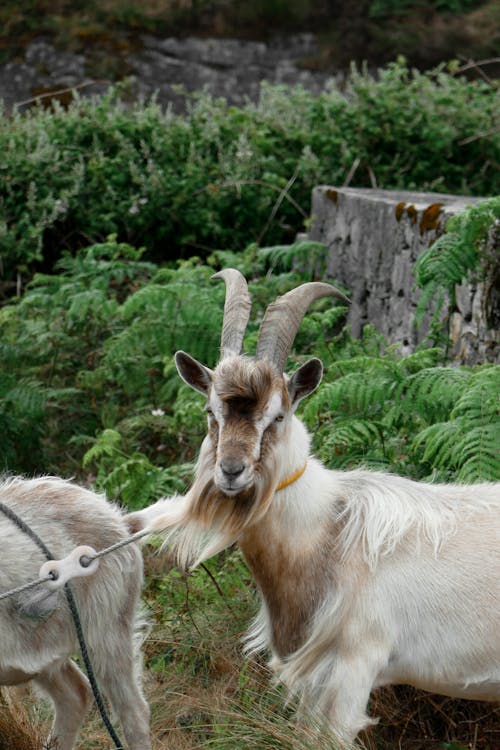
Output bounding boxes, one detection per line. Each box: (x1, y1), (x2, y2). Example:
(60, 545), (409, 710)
(184, 574), (203, 637)
(472, 723), (478, 750)
(459, 125), (500, 145)
(257, 166), (300, 244)
(14, 80), (109, 109)
(217, 179), (308, 218)
(200, 562), (235, 614)
(453, 57), (500, 86)
(455, 57), (500, 71)
(343, 156), (361, 187)
(367, 164), (378, 189)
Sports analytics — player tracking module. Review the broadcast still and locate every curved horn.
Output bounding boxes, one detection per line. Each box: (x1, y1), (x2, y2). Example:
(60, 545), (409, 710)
(256, 281), (349, 372)
(212, 268), (252, 359)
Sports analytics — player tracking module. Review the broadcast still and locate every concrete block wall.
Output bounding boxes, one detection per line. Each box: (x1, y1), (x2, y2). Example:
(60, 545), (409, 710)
(307, 186), (498, 364)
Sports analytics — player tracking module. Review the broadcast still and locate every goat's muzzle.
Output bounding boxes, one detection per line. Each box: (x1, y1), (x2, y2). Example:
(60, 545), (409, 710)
(215, 455), (254, 496)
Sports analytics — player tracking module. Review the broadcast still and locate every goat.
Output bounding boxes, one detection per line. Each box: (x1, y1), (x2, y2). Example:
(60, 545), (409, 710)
(127, 269), (500, 744)
(0, 475), (151, 750)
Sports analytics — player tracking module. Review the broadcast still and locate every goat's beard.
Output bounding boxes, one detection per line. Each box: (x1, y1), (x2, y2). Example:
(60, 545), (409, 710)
(164, 436), (280, 569)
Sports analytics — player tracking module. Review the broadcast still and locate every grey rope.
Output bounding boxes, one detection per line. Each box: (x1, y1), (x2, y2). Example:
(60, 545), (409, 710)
(0, 574), (54, 602)
(0, 527), (152, 601)
(81, 528), (151, 564)
(0, 500), (131, 750)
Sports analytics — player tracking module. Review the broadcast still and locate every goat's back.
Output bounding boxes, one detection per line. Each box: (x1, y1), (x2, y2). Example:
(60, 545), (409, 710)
(0, 476), (143, 679)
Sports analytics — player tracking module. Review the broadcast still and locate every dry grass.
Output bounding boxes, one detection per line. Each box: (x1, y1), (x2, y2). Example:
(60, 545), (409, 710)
(0, 686), (51, 750)
(3, 547), (499, 750)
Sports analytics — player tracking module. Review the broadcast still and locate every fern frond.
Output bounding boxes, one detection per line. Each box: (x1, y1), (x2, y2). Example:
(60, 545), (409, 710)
(396, 347), (444, 374)
(304, 371), (398, 421)
(67, 289), (118, 324)
(320, 418), (384, 451)
(411, 420), (465, 469)
(414, 197), (500, 329)
(82, 428), (123, 467)
(456, 423), (500, 482)
(415, 230), (478, 290)
(257, 240), (329, 276)
(402, 367), (471, 423)
(324, 356), (398, 380)
(4, 379), (46, 418)
(450, 366), (500, 422)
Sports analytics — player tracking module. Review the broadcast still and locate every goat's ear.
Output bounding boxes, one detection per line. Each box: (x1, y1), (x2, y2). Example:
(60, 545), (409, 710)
(175, 351), (213, 395)
(287, 358), (323, 406)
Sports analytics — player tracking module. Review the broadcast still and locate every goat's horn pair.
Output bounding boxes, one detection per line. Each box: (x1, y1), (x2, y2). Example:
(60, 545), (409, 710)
(213, 269), (349, 372)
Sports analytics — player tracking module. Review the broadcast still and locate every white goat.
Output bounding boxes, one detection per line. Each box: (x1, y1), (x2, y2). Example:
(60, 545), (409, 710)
(128, 269), (500, 745)
(0, 475), (151, 750)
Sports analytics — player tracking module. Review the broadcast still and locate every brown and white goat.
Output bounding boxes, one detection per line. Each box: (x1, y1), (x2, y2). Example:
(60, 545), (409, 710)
(128, 269), (500, 744)
(0, 475), (151, 750)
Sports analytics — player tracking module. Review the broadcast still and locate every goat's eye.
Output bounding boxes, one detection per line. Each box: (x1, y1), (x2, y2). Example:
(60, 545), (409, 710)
(275, 414), (285, 423)
(206, 407), (213, 416)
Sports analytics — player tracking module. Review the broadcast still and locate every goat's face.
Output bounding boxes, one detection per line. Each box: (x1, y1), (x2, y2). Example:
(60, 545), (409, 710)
(173, 267), (347, 529)
(176, 351), (323, 497)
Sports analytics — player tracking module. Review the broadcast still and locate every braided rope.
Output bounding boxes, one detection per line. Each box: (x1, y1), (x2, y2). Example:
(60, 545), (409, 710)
(87, 528), (150, 561)
(0, 574), (53, 602)
(0, 501), (125, 750)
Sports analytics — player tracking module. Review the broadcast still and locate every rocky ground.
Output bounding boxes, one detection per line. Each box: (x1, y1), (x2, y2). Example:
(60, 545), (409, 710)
(0, 33), (341, 112)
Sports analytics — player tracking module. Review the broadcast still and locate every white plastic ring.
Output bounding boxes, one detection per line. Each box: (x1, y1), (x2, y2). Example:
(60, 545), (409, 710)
(39, 546), (100, 590)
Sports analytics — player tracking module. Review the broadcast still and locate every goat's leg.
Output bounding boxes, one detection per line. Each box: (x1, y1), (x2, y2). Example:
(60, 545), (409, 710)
(34, 659), (91, 750)
(95, 632), (151, 750)
(323, 652), (383, 745)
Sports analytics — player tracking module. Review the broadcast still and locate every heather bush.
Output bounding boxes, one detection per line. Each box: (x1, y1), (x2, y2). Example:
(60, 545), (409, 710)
(1, 61), (498, 284)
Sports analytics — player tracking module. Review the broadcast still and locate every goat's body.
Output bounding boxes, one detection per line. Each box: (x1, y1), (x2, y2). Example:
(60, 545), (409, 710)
(135, 416), (500, 743)
(0, 476), (151, 750)
(127, 269), (500, 744)
(240, 439), (500, 739)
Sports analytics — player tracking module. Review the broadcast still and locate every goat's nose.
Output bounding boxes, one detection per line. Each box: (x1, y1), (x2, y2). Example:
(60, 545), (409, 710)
(220, 458), (246, 479)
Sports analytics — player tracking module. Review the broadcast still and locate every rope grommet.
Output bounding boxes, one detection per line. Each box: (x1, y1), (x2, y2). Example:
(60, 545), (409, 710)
(39, 546), (99, 590)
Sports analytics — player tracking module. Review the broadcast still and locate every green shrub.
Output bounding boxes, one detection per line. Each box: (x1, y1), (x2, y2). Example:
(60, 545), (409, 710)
(369, 0), (481, 17)
(1, 61), (498, 283)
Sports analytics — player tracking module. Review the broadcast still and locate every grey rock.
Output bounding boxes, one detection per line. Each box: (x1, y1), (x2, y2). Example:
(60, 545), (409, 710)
(0, 34), (338, 112)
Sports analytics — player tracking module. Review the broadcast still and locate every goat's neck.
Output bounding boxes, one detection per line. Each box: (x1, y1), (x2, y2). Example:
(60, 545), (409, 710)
(239, 415), (336, 658)
(275, 415), (311, 486)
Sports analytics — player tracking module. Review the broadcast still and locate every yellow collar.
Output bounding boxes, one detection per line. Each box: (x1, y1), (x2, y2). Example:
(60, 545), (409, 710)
(275, 462), (307, 492)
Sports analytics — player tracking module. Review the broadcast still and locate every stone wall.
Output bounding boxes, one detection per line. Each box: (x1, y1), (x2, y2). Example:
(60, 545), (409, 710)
(307, 186), (499, 364)
(0, 35), (337, 113)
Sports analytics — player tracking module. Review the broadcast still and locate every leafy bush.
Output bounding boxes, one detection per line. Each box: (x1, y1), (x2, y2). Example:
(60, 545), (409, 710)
(1, 61), (498, 283)
(369, 0), (481, 17)
(0, 237), (157, 473)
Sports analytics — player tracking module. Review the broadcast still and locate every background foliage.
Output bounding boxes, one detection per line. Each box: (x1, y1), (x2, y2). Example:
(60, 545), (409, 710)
(1, 61), (499, 285)
(1, 58), (499, 750)
(1, 0), (498, 72)
(1, 221), (498, 495)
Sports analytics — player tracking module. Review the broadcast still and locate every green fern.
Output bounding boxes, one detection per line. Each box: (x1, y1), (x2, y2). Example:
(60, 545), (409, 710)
(257, 239), (330, 277)
(412, 420), (499, 482)
(399, 366), (471, 423)
(0, 373), (48, 471)
(410, 366), (499, 481)
(303, 329), (499, 482)
(83, 427), (193, 507)
(414, 196), (500, 327)
(1, 239), (498, 492)
(456, 423), (500, 482)
(450, 366), (499, 422)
